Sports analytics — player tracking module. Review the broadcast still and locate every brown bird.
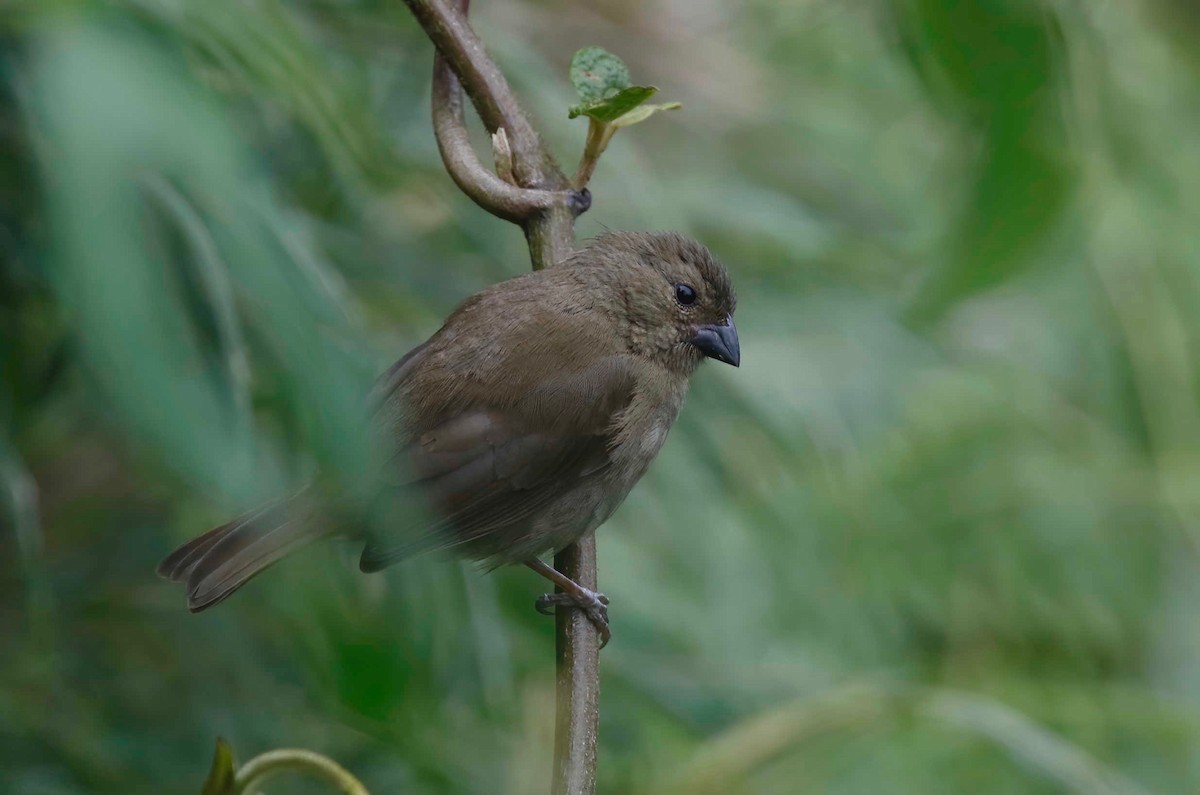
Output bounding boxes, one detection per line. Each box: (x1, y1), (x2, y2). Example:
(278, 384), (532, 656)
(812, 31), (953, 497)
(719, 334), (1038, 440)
(158, 231), (739, 644)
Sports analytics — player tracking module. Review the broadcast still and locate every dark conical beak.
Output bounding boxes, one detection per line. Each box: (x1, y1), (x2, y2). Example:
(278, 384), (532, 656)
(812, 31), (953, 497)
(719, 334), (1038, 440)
(691, 315), (740, 367)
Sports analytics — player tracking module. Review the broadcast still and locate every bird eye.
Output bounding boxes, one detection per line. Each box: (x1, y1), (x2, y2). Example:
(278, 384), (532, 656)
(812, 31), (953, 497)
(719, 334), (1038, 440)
(674, 283), (697, 306)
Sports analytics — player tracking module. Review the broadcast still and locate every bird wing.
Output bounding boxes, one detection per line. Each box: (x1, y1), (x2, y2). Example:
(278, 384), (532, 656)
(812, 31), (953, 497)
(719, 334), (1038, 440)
(361, 289), (639, 569)
(359, 408), (615, 570)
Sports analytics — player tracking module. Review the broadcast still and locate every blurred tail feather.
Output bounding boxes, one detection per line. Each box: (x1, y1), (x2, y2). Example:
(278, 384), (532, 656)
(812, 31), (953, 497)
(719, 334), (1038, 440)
(158, 494), (330, 611)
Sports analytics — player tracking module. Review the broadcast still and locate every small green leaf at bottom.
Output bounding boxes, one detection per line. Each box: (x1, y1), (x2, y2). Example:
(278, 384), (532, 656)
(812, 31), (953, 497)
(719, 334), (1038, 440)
(202, 738), (237, 795)
(612, 101), (683, 128)
(569, 86), (657, 121)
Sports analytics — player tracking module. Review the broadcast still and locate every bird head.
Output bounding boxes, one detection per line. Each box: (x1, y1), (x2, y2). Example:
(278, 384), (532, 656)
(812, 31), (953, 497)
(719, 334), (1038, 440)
(576, 231), (739, 374)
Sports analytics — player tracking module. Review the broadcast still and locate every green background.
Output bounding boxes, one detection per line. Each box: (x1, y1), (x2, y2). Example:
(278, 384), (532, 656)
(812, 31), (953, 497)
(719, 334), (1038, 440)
(3, 1), (1200, 793)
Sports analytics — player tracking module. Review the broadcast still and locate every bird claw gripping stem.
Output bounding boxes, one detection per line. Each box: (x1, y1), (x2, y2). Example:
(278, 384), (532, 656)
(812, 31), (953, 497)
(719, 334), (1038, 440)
(536, 588), (611, 647)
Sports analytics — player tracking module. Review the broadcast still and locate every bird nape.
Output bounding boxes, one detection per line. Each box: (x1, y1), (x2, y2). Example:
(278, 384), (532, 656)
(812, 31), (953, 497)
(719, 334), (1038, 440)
(158, 231), (739, 646)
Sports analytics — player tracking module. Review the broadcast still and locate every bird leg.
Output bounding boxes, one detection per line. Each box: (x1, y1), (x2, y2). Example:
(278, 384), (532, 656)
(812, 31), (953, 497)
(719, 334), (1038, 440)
(525, 558), (611, 647)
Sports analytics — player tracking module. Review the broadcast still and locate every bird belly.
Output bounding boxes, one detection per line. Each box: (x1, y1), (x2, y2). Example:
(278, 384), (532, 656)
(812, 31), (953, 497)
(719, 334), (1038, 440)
(459, 479), (614, 566)
(458, 395), (683, 567)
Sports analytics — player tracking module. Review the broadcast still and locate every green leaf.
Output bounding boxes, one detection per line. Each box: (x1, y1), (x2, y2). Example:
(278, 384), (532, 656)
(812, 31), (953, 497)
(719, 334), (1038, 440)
(612, 100), (682, 128)
(568, 86), (657, 122)
(569, 46), (631, 103)
(201, 738), (237, 795)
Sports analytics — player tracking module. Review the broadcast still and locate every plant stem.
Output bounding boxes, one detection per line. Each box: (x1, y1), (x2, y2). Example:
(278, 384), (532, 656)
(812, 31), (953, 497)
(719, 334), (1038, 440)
(571, 118), (615, 190)
(524, 203), (578, 271)
(402, 0), (563, 191)
(234, 749), (370, 795)
(400, 2), (601, 793)
(552, 538), (601, 795)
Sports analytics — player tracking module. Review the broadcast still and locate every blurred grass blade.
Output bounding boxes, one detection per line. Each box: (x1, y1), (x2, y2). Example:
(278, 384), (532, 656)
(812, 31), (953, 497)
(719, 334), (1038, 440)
(921, 689), (1154, 795)
(655, 684), (895, 795)
(0, 432), (54, 634)
(168, 0), (401, 186)
(140, 174), (254, 442)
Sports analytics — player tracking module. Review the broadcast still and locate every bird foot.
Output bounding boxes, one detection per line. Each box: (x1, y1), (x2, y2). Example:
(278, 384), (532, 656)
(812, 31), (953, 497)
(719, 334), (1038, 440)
(535, 589), (611, 647)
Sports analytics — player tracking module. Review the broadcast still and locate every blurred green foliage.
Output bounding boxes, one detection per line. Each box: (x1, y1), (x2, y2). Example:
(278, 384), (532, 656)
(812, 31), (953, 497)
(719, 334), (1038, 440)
(4, 0), (1200, 793)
